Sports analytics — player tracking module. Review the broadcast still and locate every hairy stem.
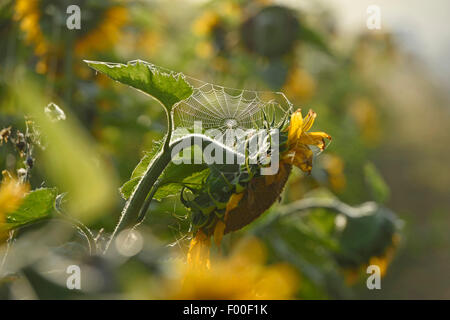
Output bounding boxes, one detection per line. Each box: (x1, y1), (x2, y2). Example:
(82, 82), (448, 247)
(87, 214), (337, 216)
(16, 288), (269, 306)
(104, 130), (172, 253)
(54, 210), (97, 255)
(104, 131), (246, 254)
(275, 198), (377, 218)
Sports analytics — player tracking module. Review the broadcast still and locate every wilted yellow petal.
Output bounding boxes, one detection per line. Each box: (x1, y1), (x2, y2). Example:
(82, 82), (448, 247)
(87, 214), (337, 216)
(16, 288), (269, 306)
(224, 192), (244, 220)
(213, 220), (226, 247)
(283, 146), (313, 173)
(301, 109), (316, 132)
(300, 131), (331, 150)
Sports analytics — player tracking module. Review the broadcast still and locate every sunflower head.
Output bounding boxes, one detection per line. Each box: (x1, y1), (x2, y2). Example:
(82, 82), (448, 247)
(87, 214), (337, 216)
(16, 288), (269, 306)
(184, 108), (330, 268)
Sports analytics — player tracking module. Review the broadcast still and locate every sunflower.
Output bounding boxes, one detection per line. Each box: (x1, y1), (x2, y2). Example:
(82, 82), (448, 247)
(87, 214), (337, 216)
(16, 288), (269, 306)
(14, 0), (129, 74)
(187, 108), (331, 267)
(167, 238), (299, 300)
(283, 68), (317, 102)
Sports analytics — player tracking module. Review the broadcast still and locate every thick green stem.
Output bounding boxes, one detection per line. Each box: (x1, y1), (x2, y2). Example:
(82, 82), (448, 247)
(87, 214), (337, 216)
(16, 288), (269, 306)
(104, 131), (246, 254)
(104, 127), (172, 253)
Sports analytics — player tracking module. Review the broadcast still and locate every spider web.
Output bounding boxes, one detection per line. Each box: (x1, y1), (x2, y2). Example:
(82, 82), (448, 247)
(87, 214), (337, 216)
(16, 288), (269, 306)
(172, 83), (293, 132)
(127, 60), (293, 133)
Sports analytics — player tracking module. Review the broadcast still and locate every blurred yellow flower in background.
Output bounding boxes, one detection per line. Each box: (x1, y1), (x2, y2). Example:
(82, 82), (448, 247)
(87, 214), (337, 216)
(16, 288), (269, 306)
(187, 229), (212, 269)
(166, 238), (299, 299)
(195, 41), (214, 59)
(283, 68), (316, 102)
(14, 0), (49, 57)
(220, 1), (241, 19)
(0, 172), (29, 242)
(14, 0), (129, 74)
(138, 31), (163, 58)
(321, 154), (346, 192)
(349, 97), (381, 146)
(192, 11), (220, 36)
(75, 6), (129, 56)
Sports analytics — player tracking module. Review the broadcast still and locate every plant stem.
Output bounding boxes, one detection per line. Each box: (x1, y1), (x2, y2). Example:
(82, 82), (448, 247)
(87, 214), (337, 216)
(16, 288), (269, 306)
(54, 211), (97, 255)
(104, 131), (246, 254)
(104, 109), (173, 253)
(104, 140), (172, 253)
(258, 197), (378, 229)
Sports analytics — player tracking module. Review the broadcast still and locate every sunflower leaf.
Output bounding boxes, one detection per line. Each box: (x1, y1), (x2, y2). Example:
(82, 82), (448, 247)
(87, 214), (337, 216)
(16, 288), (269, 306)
(5, 188), (58, 229)
(84, 60), (193, 111)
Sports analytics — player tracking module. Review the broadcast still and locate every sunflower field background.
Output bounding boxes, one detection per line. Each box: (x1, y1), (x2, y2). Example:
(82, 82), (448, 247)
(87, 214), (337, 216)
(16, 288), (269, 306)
(0, 0), (449, 300)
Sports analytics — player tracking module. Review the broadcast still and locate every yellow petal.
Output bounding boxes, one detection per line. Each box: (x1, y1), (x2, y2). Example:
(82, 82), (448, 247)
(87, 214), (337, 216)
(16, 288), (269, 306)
(213, 220), (226, 247)
(287, 109), (303, 143)
(187, 230), (211, 269)
(225, 192), (244, 219)
(301, 109), (316, 132)
(283, 146), (313, 173)
(300, 131), (331, 150)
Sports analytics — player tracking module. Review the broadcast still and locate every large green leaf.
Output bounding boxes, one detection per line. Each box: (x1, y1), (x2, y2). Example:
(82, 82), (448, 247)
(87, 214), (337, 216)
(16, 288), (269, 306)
(84, 60), (193, 110)
(5, 188), (58, 229)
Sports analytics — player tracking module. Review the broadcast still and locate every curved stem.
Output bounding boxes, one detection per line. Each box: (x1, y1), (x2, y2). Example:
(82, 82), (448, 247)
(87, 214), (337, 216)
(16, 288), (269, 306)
(259, 197), (378, 229)
(103, 131), (247, 254)
(104, 139), (172, 253)
(104, 108), (174, 254)
(54, 211), (97, 255)
(136, 181), (160, 225)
